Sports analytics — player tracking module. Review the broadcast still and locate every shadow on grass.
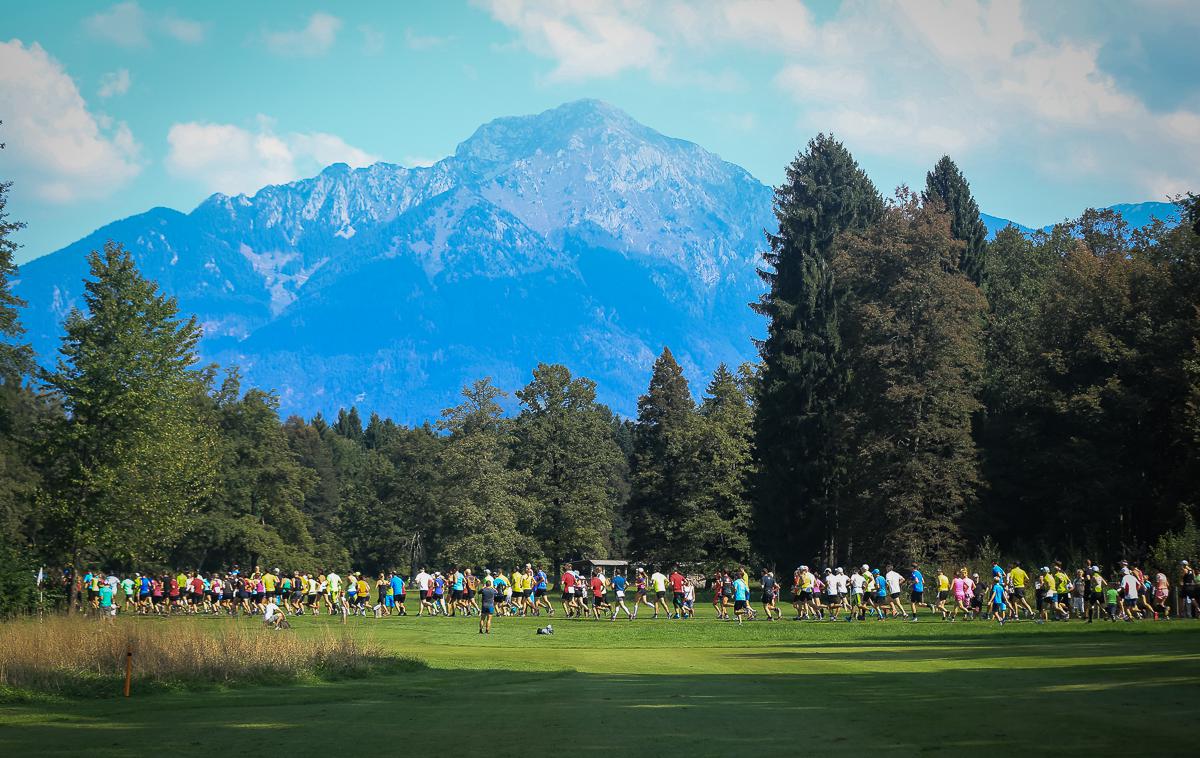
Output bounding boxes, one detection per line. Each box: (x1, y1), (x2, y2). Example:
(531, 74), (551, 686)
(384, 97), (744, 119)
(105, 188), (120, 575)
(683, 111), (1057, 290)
(1, 652), (1197, 757)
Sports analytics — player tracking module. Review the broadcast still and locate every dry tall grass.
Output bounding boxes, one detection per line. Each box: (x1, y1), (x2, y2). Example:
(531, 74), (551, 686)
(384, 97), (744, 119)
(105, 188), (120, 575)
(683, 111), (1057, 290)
(0, 615), (416, 699)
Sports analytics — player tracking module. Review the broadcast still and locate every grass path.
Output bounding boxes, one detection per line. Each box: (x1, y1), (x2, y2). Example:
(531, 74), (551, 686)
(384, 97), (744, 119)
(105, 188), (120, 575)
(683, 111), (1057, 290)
(3, 613), (1198, 756)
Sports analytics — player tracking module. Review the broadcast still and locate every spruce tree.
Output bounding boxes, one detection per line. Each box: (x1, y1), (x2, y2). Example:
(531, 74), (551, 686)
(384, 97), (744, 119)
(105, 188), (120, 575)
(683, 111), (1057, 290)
(0, 129), (41, 547)
(43, 243), (217, 606)
(694, 363), (753, 566)
(924, 156), (988, 284)
(627, 347), (704, 562)
(752, 134), (882, 568)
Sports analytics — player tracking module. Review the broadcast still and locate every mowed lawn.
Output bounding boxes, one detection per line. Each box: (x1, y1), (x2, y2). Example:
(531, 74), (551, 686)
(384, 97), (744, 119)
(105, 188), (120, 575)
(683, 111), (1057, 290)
(3, 612), (1198, 757)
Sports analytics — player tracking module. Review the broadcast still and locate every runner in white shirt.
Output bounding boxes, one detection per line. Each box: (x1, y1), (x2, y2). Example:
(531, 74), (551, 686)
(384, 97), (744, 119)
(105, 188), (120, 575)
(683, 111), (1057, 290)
(650, 570), (670, 619)
(414, 569), (434, 616)
(1120, 568), (1141, 620)
(884, 566), (908, 618)
(849, 569), (866, 621)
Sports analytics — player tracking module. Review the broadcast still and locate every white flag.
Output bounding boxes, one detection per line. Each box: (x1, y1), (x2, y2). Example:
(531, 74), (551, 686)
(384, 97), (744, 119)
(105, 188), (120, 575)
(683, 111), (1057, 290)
(36, 567), (44, 587)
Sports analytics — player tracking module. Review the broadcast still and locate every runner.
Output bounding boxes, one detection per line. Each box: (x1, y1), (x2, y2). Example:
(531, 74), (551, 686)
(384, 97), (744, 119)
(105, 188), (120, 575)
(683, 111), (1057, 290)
(731, 568), (751, 625)
(907, 563), (925, 621)
(669, 565), (686, 619)
(650, 567), (670, 620)
(610, 569), (632, 620)
(761, 569), (778, 621)
(990, 575), (1008, 624)
(1008, 561), (1033, 619)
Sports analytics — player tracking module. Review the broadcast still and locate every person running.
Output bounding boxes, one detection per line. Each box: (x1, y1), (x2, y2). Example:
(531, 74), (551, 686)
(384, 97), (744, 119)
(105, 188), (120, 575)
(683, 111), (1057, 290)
(761, 570), (778, 621)
(907, 563), (926, 621)
(533, 566), (553, 616)
(732, 569), (751, 625)
(1038, 566), (1059, 623)
(990, 576), (1008, 624)
(712, 572), (727, 620)
(950, 568), (970, 621)
(1153, 569), (1170, 619)
(590, 570), (610, 619)
(668, 566), (686, 620)
(610, 570), (632, 620)
(1120, 567), (1142, 621)
(1052, 563), (1072, 619)
(934, 568), (951, 620)
(650, 568), (670, 620)
(479, 578), (496, 634)
(494, 570), (511, 616)
(1008, 561), (1034, 619)
(849, 567), (866, 621)
(1087, 565), (1106, 623)
(560, 564), (579, 618)
(884, 565), (907, 619)
(633, 568), (653, 619)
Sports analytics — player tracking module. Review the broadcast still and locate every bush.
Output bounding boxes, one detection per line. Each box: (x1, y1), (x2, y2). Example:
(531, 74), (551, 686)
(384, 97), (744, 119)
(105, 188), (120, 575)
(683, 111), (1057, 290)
(0, 615), (422, 700)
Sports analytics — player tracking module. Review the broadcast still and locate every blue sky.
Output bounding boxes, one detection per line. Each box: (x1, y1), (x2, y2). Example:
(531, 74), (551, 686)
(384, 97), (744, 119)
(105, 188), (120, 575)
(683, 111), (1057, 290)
(2, 0), (1198, 263)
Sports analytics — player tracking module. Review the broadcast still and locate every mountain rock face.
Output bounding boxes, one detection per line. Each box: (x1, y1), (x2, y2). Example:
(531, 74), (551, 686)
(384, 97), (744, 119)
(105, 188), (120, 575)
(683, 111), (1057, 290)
(13, 99), (1182, 419)
(15, 100), (774, 419)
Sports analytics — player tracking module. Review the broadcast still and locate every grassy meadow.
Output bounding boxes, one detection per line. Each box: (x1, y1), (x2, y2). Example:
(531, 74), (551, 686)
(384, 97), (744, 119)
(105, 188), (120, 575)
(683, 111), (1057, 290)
(1, 611), (1197, 756)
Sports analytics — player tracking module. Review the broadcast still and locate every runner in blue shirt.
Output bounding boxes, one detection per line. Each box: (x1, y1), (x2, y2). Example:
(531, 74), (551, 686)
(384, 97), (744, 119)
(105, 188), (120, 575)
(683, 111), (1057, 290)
(610, 571), (632, 620)
(909, 563), (928, 620)
(390, 573), (406, 616)
(534, 569), (554, 616)
(732, 571), (751, 624)
(990, 577), (1008, 624)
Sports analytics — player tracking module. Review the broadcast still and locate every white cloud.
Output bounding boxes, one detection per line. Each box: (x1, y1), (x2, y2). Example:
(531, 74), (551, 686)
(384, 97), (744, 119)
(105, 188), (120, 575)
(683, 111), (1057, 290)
(98, 68), (131, 98)
(0, 40), (142, 202)
(84, 2), (148, 48)
(478, 0), (1200, 198)
(476, 0), (664, 81)
(165, 117), (379, 196)
(360, 25), (385, 55)
(264, 13), (342, 57)
(404, 28), (450, 51)
(85, 3), (207, 47)
(162, 16), (208, 44)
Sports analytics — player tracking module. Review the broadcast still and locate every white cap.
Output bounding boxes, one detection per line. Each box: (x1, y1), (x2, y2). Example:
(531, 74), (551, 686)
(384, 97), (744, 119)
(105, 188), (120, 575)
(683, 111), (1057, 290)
(1121, 567), (1130, 575)
(861, 564), (869, 571)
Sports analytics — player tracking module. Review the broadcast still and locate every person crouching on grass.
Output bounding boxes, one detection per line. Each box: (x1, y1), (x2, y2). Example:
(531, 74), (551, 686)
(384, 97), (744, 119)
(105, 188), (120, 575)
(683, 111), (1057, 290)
(479, 578), (497, 634)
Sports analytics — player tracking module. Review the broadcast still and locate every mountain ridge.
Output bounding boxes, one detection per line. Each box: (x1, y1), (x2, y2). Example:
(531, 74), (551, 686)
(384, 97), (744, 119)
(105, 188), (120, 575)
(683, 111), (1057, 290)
(13, 100), (1182, 419)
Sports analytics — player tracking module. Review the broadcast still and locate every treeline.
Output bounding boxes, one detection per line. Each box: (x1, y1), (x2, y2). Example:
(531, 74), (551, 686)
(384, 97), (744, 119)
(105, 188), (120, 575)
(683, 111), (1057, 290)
(1, 135), (1200, 609)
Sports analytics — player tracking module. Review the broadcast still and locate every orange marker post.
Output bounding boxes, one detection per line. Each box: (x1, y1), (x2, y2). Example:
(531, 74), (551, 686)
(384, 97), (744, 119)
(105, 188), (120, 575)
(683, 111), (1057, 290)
(123, 645), (132, 697)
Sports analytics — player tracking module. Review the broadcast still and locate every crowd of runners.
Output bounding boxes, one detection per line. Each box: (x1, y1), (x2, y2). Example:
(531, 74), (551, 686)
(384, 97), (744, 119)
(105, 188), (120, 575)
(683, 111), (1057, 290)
(69, 557), (1200, 631)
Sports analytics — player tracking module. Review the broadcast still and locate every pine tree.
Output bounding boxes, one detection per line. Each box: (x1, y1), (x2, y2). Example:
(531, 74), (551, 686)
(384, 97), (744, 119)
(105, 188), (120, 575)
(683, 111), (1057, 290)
(627, 347), (704, 562)
(924, 156), (988, 284)
(513, 363), (627, 567)
(694, 364), (753, 566)
(0, 129), (42, 547)
(42, 243), (217, 606)
(752, 134), (882, 568)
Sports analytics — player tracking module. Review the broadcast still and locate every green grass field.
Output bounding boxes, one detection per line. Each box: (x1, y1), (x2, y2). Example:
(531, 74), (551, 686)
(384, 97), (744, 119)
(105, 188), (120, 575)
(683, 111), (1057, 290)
(3, 611), (1198, 756)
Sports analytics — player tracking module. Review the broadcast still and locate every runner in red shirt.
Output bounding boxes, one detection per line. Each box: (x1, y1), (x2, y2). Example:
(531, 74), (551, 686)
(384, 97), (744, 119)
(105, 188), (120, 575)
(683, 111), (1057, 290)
(590, 572), (609, 618)
(560, 564), (578, 618)
(669, 567), (686, 619)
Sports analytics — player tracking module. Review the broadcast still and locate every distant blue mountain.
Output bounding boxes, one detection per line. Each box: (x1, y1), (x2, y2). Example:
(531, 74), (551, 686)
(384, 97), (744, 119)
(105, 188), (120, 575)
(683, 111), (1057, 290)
(982, 201), (1180, 240)
(13, 100), (1183, 419)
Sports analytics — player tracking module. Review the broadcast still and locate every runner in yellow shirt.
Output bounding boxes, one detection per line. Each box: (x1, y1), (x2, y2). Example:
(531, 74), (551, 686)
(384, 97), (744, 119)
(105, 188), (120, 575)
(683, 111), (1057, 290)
(935, 568), (951, 620)
(1008, 562), (1033, 619)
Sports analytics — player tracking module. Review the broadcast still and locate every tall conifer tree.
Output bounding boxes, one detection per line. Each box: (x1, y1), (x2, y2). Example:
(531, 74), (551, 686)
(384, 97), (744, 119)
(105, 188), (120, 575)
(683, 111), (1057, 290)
(752, 135), (882, 568)
(925, 156), (988, 284)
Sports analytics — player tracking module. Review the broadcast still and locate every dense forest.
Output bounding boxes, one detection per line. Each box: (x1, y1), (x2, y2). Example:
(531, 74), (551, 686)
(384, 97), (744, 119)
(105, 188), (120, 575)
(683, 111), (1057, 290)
(2, 133), (1199, 613)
